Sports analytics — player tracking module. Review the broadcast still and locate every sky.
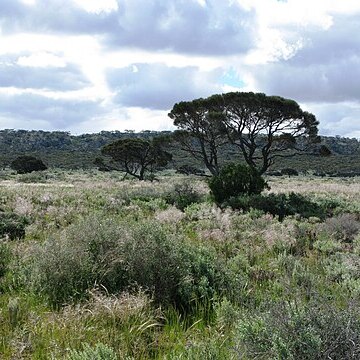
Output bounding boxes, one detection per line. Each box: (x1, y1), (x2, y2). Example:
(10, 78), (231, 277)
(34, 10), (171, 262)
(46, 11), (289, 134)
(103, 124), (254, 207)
(0, 0), (359, 137)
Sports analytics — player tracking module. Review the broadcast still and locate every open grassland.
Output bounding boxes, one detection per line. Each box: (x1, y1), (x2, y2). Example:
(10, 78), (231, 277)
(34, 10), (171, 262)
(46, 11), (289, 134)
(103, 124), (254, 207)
(1, 170), (360, 359)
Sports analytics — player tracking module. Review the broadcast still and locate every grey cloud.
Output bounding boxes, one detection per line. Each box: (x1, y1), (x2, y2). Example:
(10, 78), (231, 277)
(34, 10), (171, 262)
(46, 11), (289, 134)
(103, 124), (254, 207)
(305, 102), (360, 138)
(107, 63), (222, 110)
(251, 56), (360, 103)
(108, 0), (255, 55)
(0, 93), (104, 129)
(0, 0), (117, 35)
(251, 13), (360, 104)
(288, 15), (360, 67)
(0, 0), (255, 55)
(0, 55), (90, 91)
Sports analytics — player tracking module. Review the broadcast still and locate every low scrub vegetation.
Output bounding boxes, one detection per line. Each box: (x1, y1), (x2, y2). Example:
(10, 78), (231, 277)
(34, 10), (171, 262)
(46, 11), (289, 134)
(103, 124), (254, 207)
(1, 170), (360, 358)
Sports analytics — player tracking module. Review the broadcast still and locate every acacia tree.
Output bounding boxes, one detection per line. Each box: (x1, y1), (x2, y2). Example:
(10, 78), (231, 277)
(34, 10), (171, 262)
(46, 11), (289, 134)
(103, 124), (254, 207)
(101, 137), (172, 180)
(168, 99), (228, 176)
(169, 92), (321, 175)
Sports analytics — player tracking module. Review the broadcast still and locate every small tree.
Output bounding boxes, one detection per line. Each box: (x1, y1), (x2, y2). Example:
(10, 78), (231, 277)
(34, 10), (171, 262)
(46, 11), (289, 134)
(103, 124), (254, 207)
(209, 163), (267, 203)
(10, 155), (47, 174)
(101, 137), (172, 180)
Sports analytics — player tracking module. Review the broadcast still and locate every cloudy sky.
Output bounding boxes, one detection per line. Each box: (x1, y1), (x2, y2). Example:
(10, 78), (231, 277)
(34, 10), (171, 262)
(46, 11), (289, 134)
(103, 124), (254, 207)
(0, 0), (359, 136)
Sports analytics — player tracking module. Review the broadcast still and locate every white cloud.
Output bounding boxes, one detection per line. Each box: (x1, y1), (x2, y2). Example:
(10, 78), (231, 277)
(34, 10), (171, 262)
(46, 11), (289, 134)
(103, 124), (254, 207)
(71, 0), (118, 14)
(0, 0), (358, 137)
(17, 52), (66, 67)
(107, 63), (222, 110)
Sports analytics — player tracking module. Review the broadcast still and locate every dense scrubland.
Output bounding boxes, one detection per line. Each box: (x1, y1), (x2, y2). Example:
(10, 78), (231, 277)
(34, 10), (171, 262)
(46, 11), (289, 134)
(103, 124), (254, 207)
(1, 129), (360, 175)
(1, 169), (360, 358)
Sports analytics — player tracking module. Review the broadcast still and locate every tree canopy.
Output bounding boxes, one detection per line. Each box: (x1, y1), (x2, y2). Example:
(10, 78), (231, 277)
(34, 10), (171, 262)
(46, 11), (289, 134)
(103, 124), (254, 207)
(169, 99), (227, 176)
(10, 155), (47, 174)
(169, 92), (320, 175)
(101, 137), (172, 180)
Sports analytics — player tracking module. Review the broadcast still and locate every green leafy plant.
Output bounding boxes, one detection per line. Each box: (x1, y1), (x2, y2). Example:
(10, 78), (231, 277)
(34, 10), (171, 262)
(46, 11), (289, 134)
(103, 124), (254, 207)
(67, 343), (118, 360)
(209, 163), (267, 204)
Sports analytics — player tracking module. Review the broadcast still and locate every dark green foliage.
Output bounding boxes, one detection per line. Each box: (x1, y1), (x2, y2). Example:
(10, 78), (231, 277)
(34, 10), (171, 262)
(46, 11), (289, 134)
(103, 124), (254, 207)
(0, 212), (29, 240)
(123, 222), (222, 308)
(209, 163), (267, 203)
(93, 157), (112, 172)
(281, 168), (299, 176)
(10, 155), (47, 174)
(319, 144), (332, 156)
(226, 192), (328, 221)
(101, 137), (172, 180)
(169, 101), (228, 176)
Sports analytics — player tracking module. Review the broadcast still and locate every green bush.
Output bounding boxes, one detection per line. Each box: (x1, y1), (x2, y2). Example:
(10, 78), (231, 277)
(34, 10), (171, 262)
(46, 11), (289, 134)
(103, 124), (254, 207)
(31, 215), (228, 309)
(123, 221), (224, 309)
(209, 163), (267, 203)
(0, 212), (29, 240)
(165, 181), (203, 211)
(10, 155), (47, 174)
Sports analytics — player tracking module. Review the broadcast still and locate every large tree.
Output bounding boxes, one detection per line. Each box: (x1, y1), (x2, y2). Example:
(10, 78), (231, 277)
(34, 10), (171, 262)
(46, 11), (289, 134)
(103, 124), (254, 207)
(169, 92), (320, 175)
(101, 137), (172, 180)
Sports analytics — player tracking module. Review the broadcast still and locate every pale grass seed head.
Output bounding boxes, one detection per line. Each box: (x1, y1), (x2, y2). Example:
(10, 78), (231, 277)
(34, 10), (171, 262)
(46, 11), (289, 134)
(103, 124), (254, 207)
(14, 196), (33, 216)
(262, 221), (297, 249)
(155, 206), (185, 224)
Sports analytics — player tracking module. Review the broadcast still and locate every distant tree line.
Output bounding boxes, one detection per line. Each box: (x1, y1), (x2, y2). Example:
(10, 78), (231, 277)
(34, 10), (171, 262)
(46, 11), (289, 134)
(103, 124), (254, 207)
(0, 92), (360, 177)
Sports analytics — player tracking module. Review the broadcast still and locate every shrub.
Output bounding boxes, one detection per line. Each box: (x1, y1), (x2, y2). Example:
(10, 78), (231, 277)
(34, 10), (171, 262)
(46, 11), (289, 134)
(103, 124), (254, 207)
(31, 215), (228, 309)
(318, 213), (360, 243)
(165, 181), (203, 211)
(31, 215), (127, 307)
(123, 221), (224, 309)
(10, 155), (47, 174)
(209, 163), (267, 204)
(0, 212), (29, 240)
(236, 300), (360, 359)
